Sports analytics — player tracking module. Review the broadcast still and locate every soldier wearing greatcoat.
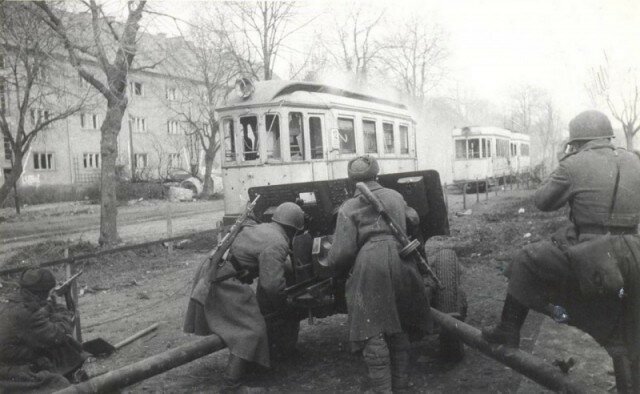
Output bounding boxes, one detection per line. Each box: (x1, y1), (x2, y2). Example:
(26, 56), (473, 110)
(326, 156), (431, 393)
(0, 268), (87, 392)
(184, 202), (305, 392)
(483, 110), (640, 379)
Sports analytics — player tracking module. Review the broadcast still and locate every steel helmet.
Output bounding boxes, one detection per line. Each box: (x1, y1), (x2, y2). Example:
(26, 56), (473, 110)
(568, 110), (614, 142)
(348, 155), (379, 181)
(272, 202), (305, 231)
(20, 268), (56, 294)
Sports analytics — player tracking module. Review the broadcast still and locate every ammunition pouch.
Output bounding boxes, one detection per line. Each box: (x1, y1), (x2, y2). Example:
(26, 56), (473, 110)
(566, 235), (624, 298)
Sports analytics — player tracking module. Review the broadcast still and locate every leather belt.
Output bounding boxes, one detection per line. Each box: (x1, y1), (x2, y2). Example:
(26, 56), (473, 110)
(579, 225), (638, 235)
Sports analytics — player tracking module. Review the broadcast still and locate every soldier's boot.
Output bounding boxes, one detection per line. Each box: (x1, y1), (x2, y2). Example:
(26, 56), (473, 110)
(221, 354), (265, 394)
(363, 333), (393, 394)
(482, 294), (529, 348)
(389, 333), (411, 392)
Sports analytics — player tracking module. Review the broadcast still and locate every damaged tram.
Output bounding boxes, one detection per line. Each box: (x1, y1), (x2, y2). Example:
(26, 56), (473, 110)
(216, 80), (419, 220)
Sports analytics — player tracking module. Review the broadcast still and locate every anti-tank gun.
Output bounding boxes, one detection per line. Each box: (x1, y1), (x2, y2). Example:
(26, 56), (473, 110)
(248, 170), (467, 361)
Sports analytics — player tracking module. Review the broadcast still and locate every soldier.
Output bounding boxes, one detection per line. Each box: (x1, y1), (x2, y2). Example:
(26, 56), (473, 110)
(0, 268), (88, 392)
(482, 111), (640, 377)
(184, 202), (305, 392)
(326, 156), (431, 393)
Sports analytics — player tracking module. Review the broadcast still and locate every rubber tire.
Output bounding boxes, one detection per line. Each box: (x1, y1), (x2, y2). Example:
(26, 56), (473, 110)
(431, 248), (466, 363)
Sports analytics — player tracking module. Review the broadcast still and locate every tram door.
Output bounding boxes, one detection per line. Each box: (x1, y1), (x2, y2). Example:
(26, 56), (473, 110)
(307, 114), (328, 181)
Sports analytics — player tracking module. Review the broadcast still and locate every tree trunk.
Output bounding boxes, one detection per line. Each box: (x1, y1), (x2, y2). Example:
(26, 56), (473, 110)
(201, 148), (215, 197)
(625, 129), (635, 150)
(98, 101), (126, 246)
(0, 152), (24, 212)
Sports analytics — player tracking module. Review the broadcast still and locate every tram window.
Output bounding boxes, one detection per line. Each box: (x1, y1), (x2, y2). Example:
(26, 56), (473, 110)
(383, 122), (394, 153)
(363, 120), (378, 153)
(240, 116), (259, 160)
(309, 116), (323, 159)
(455, 140), (466, 159)
(338, 117), (355, 154)
(399, 124), (409, 154)
(266, 114), (280, 160)
(482, 138), (492, 158)
(468, 138), (480, 159)
(510, 143), (518, 157)
(520, 143), (529, 156)
(223, 118), (235, 162)
(289, 112), (304, 161)
(496, 139), (509, 158)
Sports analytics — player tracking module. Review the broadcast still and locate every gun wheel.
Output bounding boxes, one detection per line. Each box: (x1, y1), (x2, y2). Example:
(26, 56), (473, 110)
(431, 248), (466, 363)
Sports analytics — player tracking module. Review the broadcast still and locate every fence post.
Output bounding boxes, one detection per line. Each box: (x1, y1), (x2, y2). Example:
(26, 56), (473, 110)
(485, 176), (489, 201)
(516, 172), (520, 189)
(475, 177), (480, 203)
(443, 183), (449, 214)
(166, 202), (173, 254)
(510, 173), (513, 190)
(64, 248), (82, 343)
(526, 171), (530, 189)
(463, 183), (467, 210)
(494, 176), (498, 196)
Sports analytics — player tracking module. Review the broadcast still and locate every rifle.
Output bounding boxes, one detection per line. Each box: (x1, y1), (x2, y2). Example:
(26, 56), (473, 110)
(53, 270), (83, 312)
(355, 182), (443, 289)
(207, 194), (260, 283)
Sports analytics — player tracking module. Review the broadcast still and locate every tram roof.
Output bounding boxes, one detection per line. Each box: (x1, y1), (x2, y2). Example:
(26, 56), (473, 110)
(217, 80), (410, 114)
(452, 126), (530, 141)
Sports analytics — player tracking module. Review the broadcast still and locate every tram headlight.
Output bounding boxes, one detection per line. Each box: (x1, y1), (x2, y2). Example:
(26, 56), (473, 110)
(235, 78), (254, 99)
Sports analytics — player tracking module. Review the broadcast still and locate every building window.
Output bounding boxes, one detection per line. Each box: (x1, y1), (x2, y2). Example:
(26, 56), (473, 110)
(520, 143), (529, 156)
(129, 116), (146, 133)
(240, 115), (259, 160)
(3, 134), (12, 162)
(455, 140), (466, 159)
(83, 153), (101, 169)
(33, 152), (53, 170)
(167, 120), (182, 134)
(129, 81), (143, 96)
(168, 153), (181, 168)
(289, 112), (304, 160)
(30, 109), (50, 125)
(399, 124), (409, 154)
(308, 116), (323, 159)
(383, 122), (394, 154)
(223, 118), (235, 162)
(80, 113), (99, 129)
(362, 120), (378, 153)
(337, 117), (355, 154)
(265, 114), (281, 160)
(133, 153), (147, 169)
(165, 86), (177, 101)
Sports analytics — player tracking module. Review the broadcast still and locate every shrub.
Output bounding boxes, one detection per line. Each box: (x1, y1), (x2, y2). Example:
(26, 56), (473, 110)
(2, 184), (96, 208)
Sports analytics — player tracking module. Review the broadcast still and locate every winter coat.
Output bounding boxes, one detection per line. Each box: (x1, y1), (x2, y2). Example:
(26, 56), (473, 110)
(183, 222), (291, 367)
(326, 181), (430, 348)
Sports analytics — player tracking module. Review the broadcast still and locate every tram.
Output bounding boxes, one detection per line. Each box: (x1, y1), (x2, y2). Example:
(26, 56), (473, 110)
(216, 79), (419, 219)
(451, 126), (530, 191)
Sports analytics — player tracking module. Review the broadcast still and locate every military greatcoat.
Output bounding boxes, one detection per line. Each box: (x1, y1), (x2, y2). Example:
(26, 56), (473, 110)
(184, 221), (291, 367)
(506, 139), (640, 357)
(327, 180), (430, 349)
(0, 289), (86, 392)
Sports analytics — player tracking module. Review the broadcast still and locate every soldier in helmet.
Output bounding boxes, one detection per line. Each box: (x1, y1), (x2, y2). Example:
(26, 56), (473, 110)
(184, 201), (305, 392)
(0, 269), (88, 392)
(483, 111), (640, 377)
(326, 155), (431, 393)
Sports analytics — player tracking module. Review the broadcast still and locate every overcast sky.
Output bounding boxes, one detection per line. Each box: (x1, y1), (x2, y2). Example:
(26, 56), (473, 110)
(137, 0), (639, 121)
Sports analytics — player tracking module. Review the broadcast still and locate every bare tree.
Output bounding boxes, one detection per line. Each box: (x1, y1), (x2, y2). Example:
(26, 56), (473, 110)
(321, 4), (386, 84)
(507, 84), (546, 133)
(587, 54), (639, 150)
(380, 18), (447, 103)
(0, 2), (87, 212)
(533, 99), (563, 174)
(36, 0), (147, 246)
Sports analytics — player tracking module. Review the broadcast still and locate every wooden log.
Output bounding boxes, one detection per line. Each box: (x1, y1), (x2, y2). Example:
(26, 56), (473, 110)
(114, 323), (160, 350)
(430, 308), (588, 393)
(55, 334), (226, 394)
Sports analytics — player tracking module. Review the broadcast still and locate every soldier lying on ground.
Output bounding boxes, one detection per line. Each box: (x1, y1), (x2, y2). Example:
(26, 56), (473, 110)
(184, 202), (306, 393)
(0, 268), (88, 393)
(326, 156), (431, 393)
(482, 110), (640, 388)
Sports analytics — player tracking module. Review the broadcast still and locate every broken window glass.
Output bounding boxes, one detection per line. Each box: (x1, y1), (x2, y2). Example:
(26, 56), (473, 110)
(289, 112), (304, 161)
(240, 116), (259, 161)
(363, 120), (378, 153)
(266, 114), (281, 160)
(309, 116), (323, 159)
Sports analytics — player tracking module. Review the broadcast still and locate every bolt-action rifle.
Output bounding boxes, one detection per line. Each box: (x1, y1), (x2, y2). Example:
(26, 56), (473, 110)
(355, 182), (443, 289)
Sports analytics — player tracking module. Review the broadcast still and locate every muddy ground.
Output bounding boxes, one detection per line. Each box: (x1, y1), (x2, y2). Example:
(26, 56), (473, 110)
(0, 189), (615, 393)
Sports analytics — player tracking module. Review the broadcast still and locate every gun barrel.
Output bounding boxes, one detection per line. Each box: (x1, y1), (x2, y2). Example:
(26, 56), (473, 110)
(53, 270), (84, 296)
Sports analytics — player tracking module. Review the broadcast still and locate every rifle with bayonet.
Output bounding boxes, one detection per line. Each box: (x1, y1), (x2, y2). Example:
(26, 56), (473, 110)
(208, 194), (260, 283)
(355, 182), (443, 289)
